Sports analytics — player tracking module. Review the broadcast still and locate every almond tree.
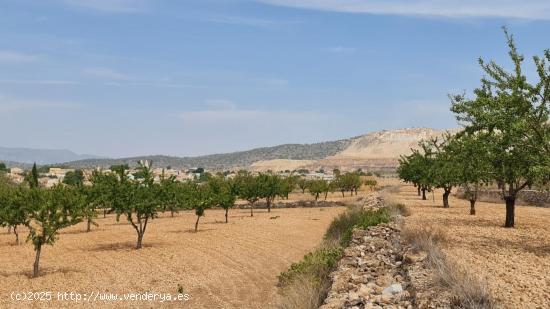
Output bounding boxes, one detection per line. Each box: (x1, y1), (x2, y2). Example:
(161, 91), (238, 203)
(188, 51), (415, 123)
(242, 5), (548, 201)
(114, 160), (159, 249)
(234, 171), (260, 217)
(297, 178), (308, 194)
(279, 176), (296, 199)
(451, 28), (549, 227)
(257, 173), (282, 213)
(397, 150), (433, 200)
(26, 185), (84, 277)
(80, 185), (99, 232)
(159, 172), (181, 217)
(89, 170), (120, 218)
(307, 179), (328, 204)
(208, 176), (236, 223)
(0, 184), (27, 244)
(64, 170), (97, 232)
(421, 135), (460, 208)
(446, 132), (493, 215)
(364, 179), (377, 191)
(181, 182), (214, 232)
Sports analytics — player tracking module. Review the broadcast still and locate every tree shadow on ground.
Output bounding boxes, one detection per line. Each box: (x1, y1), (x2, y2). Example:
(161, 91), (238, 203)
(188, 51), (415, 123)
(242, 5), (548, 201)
(0, 240), (22, 247)
(0, 266), (83, 278)
(61, 228), (106, 235)
(203, 220), (230, 225)
(167, 228), (215, 234)
(103, 222), (131, 226)
(88, 241), (161, 252)
(464, 234), (550, 257)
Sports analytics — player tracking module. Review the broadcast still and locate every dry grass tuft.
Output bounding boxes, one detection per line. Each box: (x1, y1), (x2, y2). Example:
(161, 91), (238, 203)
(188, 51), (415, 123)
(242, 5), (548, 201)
(277, 273), (330, 309)
(402, 225), (497, 309)
(402, 224), (446, 257)
(388, 202), (411, 218)
(432, 256), (497, 309)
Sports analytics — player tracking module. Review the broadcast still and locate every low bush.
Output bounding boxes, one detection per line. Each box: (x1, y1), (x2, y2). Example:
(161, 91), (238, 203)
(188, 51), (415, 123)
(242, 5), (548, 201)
(325, 206), (390, 246)
(278, 245), (342, 287)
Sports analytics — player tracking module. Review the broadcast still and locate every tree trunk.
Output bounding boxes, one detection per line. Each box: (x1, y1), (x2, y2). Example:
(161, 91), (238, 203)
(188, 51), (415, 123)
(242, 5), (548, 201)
(103, 209), (106, 218)
(421, 188), (427, 200)
(171, 210), (174, 217)
(225, 208), (228, 223)
(194, 215), (200, 232)
(86, 219), (92, 232)
(442, 189), (451, 208)
(267, 198), (272, 213)
(250, 202), (254, 217)
(469, 199), (476, 215)
(324, 192), (328, 201)
(504, 196), (515, 228)
(417, 186), (421, 196)
(136, 232), (143, 249)
(341, 191), (345, 197)
(14, 225), (19, 245)
(33, 243), (42, 278)
(8, 225), (11, 234)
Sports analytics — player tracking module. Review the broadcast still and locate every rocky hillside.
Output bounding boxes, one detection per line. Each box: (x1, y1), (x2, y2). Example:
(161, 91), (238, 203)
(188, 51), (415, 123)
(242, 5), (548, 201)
(34, 127), (454, 172)
(62, 139), (352, 170)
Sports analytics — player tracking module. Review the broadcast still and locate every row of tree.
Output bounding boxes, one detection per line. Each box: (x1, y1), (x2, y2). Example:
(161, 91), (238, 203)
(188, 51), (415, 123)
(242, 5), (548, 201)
(398, 28), (549, 228)
(1, 161), (377, 277)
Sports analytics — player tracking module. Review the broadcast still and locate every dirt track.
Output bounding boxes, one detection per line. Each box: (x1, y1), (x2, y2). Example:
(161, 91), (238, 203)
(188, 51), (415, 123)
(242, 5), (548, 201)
(0, 206), (345, 308)
(386, 182), (550, 308)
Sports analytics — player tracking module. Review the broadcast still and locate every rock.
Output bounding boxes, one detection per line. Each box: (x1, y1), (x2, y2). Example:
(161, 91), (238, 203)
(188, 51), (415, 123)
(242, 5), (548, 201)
(353, 229), (368, 238)
(348, 291), (360, 301)
(403, 251), (427, 264)
(382, 283), (403, 296)
(376, 274), (393, 287)
(357, 284), (370, 298)
(380, 293), (393, 304)
(320, 297), (346, 309)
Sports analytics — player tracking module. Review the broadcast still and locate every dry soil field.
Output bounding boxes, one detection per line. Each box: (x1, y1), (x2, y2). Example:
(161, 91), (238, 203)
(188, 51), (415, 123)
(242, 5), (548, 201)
(0, 206), (345, 308)
(386, 181), (550, 308)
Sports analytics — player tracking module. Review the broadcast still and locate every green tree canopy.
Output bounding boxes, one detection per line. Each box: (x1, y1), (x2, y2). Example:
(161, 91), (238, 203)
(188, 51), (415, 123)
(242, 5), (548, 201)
(450, 28), (549, 227)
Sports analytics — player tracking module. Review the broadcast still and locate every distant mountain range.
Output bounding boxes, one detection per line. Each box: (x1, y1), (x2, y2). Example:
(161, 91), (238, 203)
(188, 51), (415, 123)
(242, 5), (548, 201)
(2, 128), (454, 172)
(0, 147), (103, 166)
(57, 139), (353, 170)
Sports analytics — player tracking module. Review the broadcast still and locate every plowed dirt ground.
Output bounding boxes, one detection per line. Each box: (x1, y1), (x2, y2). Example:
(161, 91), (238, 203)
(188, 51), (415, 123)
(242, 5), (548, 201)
(387, 182), (550, 308)
(0, 206), (345, 308)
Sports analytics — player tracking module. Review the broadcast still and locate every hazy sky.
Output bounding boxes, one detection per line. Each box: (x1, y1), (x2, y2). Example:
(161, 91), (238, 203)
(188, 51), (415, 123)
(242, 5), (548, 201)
(1, 0), (549, 158)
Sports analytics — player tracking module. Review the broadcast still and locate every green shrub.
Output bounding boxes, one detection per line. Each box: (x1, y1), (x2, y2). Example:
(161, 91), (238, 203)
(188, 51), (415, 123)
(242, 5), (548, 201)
(326, 207), (390, 246)
(278, 246), (342, 287)
(324, 206), (363, 245)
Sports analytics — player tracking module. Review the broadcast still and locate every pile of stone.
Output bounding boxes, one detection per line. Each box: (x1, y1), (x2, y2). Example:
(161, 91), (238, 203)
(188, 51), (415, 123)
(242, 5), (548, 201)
(358, 193), (385, 211)
(319, 219), (454, 309)
(320, 224), (413, 309)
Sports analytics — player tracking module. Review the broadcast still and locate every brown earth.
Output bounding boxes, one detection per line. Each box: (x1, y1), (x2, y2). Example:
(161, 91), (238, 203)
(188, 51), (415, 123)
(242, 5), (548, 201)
(385, 180), (550, 308)
(0, 206), (345, 308)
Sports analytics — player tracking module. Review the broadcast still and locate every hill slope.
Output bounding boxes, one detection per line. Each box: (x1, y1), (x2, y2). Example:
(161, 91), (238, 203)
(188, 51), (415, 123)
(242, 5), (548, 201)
(64, 139), (352, 169)
(59, 128), (453, 171)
